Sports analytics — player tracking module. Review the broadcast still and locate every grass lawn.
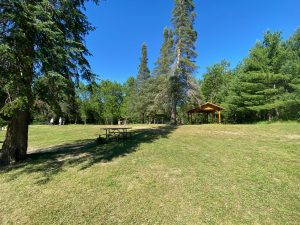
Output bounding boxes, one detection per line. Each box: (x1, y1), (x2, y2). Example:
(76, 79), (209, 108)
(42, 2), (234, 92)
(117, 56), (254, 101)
(0, 123), (300, 224)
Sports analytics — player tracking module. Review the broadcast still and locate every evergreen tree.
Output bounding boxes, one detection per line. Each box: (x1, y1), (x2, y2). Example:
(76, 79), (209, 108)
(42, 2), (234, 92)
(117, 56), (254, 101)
(153, 28), (174, 76)
(241, 32), (290, 121)
(0, 0), (99, 166)
(225, 31), (299, 122)
(135, 43), (151, 123)
(150, 28), (175, 119)
(170, 0), (199, 124)
(279, 28), (300, 119)
(137, 43), (151, 85)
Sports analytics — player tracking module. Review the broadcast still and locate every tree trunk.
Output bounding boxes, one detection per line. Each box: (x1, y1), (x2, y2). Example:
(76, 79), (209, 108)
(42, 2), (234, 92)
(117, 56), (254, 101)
(171, 101), (177, 125)
(0, 16), (34, 167)
(142, 113), (145, 124)
(0, 110), (30, 166)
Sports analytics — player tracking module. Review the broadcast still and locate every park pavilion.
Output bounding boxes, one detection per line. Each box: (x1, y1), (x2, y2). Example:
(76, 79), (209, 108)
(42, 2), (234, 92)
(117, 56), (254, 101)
(188, 102), (224, 124)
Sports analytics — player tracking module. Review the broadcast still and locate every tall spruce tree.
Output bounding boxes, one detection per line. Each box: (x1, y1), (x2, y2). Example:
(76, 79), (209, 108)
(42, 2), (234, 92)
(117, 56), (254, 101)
(0, 0), (99, 166)
(170, 0), (199, 124)
(137, 43), (151, 85)
(135, 43), (151, 123)
(153, 28), (174, 76)
(151, 28), (175, 118)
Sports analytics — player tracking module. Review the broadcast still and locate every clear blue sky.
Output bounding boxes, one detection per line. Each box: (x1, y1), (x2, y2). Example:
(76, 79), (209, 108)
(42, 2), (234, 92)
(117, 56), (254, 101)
(85, 0), (300, 83)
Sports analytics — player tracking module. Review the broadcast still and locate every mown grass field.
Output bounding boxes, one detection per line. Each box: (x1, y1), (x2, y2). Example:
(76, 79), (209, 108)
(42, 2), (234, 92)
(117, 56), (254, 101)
(0, 123), (299, 224)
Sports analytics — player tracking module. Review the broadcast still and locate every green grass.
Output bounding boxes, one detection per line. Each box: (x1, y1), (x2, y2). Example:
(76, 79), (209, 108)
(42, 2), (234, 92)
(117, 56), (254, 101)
(0, 129), (5, 149)
(1, 123), (300, 224)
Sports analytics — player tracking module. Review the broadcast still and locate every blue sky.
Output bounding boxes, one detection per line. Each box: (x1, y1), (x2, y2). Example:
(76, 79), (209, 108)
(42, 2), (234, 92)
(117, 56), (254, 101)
(85, 0), (300, 83)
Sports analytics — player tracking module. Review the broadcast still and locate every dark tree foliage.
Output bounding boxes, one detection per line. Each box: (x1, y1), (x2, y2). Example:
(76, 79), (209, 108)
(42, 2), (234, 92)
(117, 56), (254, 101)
(153, 28), (174, 76)
(134, 43), (151, 123)
(136, 43), (151, 86)
(0, 0), (99, 166)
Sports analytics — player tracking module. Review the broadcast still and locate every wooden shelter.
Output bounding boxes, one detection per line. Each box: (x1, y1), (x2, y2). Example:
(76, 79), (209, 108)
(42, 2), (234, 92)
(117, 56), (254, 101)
(188, 103), (224, 124)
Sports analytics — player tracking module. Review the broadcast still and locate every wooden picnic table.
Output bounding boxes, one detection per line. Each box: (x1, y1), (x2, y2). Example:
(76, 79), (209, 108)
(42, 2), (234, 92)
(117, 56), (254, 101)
(101, 127), (132, 140)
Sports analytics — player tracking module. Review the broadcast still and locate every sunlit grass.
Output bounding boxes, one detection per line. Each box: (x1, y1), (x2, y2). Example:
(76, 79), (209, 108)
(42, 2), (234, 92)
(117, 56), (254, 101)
(1, 123), (299, 224)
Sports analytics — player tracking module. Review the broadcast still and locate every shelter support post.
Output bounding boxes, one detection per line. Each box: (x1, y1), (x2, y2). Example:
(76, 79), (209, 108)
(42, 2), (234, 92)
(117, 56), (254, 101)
(218, 111), (221, 124)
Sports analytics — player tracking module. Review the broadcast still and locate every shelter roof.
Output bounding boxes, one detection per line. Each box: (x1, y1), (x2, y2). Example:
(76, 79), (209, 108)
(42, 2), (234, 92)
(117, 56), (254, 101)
(188, 103), (224, 114)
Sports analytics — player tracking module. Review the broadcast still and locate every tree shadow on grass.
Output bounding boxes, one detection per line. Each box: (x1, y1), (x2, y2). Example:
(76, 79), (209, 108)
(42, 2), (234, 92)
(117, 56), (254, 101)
(1, 125), (177, 185)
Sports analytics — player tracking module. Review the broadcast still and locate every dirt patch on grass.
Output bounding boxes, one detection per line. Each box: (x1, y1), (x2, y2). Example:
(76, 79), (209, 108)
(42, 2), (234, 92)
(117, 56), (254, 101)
(284, 134), (300, 140)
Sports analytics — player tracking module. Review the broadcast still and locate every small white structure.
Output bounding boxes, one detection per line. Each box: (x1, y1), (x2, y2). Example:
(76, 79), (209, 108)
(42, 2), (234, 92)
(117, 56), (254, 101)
(1, 126), (7, 131)
(118, 118), (127, 126)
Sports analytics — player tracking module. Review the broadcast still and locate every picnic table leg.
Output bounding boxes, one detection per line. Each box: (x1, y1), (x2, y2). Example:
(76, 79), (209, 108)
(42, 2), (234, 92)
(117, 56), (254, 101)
(106, 129), (108, 140)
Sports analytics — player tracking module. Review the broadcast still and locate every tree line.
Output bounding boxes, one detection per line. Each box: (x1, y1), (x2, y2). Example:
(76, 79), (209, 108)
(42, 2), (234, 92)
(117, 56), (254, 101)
(31, 28), (300, 125)
(7, 0), (199, 126)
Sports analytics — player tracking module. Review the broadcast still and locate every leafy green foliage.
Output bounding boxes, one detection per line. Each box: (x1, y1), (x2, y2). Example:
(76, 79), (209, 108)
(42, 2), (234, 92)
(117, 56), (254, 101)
(100, 81), (123, 124)
(75, 80), (123, 124)
(201, 60), (232, 104)
(121, 76), (136, 121)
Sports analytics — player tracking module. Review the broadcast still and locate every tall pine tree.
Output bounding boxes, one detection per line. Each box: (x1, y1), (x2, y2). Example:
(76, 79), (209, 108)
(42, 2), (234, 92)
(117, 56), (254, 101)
(170, 0), (199, 124)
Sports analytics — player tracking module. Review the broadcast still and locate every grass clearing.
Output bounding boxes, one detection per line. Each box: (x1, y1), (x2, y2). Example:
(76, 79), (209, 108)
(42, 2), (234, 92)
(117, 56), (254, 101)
(1, 123), (300, 224)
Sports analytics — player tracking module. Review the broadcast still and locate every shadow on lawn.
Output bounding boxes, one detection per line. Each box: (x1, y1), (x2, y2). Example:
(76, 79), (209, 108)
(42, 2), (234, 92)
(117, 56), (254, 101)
(1, 125), (177, 184)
